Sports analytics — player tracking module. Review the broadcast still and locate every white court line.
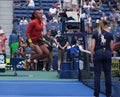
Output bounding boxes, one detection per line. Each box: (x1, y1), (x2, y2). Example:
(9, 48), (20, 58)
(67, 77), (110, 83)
(0, 95), (93, 97)
(0, 81), (83, 85)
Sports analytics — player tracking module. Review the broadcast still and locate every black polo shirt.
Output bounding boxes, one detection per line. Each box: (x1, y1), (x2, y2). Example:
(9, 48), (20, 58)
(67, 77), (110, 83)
(92, 30), (114, 51)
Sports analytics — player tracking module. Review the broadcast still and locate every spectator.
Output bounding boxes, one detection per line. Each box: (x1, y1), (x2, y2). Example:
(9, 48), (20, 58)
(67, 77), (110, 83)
(19, 16), (28, 25)
(101, 12), (107, 21)
(89, 0), (96, 7)
(52, 14), (59, 23)
(109, 8), (119, 29)
(63, 0), (71, 9)
(83, 0), (91, 13)
(49, 4), (57, 15)
(54, 32), (69, 71)
(71, 0), (78, 11)
(46, 12), (53, 23)
(106, 0), (112, 10)
(116, 3), (120, 13)
(116, 4), (120, 24)
(41, 10), (47, 35)
(66, 29), (74, 46)
(80, 9), (87, 19)
(24, 0), (35, 7)
(112, 0), (119, 9)
(13, 0), (21, 7)
(9, 29), (19, 58)
(19, 16), (28, 42)
(55, 2), (61, 14)
(90, 2), (99, 12)
(88, 0), (102, 12)
(85, 14), (93, 32)
(51, 26), (58, 37)
(96, 0), (103, 8)
(0, 27), (7, 54)
(42, 29), (54, 71)
(14, 35), (27, 58)
(13, 15), (19, 31)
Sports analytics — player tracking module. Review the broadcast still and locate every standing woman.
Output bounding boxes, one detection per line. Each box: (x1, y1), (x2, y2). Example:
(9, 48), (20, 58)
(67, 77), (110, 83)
(25, 10), (49, 70)
(0, 29), (7, 54)
(91, 20), (114, 97)
(9, 29), (19, 58)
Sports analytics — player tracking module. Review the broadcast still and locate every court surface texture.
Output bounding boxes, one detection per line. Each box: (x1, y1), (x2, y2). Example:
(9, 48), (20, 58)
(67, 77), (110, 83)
(0, 71), (106, 97)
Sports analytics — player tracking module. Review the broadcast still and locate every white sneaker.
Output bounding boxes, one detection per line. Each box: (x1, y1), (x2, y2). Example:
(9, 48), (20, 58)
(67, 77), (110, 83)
(50, 68), (54, 71)
(27, 59), (31, 63)
(57, 68), (60, 72)
(42, 68), (46, 71)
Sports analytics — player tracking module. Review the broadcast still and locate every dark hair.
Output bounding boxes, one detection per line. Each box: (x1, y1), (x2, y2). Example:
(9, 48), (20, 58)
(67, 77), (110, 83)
(47, 29), (51, 32)
(31, 11), (36, 20)
(31, 10), (42, 20)
(12, 29), (17, 33)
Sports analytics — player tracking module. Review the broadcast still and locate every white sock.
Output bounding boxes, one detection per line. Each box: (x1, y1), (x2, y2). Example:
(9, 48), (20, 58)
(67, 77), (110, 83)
(33, 59), (38, 63)
(27, 59), (31, 63)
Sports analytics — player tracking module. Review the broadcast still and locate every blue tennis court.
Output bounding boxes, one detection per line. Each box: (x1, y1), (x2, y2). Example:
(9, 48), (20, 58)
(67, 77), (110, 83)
(0, 79), (106, 97)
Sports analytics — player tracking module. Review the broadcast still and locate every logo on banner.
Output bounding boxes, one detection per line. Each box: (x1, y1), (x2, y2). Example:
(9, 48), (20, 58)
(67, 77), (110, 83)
(16, 61), (24, 69)
(0, 54), (5, 64)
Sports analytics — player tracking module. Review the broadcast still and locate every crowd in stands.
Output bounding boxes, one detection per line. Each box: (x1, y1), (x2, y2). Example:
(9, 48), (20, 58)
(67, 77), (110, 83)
(5, 0), (120, 71)
(13, 0), (35, 7)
